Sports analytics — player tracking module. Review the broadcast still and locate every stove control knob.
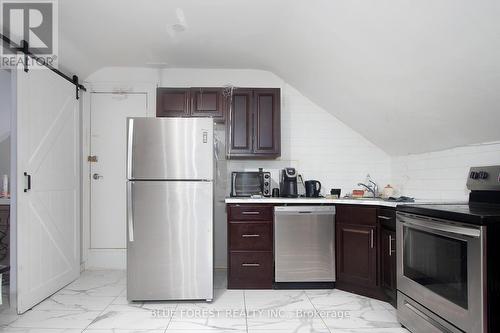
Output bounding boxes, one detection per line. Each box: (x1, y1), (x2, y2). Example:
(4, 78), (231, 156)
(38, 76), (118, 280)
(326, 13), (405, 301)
(470, 171), (478, 179)
(264, 182), (269, 186)
(264, 174), (270, 179)
(479, 171), (489, 180)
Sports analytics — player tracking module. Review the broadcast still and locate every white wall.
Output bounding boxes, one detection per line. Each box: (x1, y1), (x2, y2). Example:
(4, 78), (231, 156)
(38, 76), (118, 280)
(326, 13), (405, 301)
(158, 68), (392, 193)
(0, 70), (11, 179)
(391, 142), (500, 201)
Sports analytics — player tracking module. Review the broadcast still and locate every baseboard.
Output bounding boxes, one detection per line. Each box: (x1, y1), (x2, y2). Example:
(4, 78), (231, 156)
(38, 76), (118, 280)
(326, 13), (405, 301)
(85, 249), (126, 270)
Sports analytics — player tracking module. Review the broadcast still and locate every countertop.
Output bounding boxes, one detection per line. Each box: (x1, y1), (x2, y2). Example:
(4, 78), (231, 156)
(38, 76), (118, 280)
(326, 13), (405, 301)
(224, 197), (464, 208)
(0, 198), (10, 205)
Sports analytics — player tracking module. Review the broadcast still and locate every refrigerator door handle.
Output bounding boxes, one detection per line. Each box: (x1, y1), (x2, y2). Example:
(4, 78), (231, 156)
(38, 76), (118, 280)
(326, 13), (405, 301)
(127, 181), (134, 242)
(127, 118), (134, 179)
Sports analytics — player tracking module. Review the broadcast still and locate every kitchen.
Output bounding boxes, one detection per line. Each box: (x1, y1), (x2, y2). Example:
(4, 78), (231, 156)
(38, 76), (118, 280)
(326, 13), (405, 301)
(1, 1), (500, 333)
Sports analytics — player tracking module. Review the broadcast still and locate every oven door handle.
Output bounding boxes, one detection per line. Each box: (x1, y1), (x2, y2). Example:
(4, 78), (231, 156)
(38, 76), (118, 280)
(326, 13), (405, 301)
(399, 214), (481, 238)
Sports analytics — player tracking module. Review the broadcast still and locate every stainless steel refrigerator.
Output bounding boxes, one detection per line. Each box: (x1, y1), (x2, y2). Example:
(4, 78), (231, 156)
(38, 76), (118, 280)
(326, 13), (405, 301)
(126, 117), (214, 301)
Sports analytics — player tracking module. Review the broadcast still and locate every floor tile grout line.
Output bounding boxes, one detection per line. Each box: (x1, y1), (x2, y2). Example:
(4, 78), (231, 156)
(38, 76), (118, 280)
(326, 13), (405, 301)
(305, 290), (333, 333)
(163, 301), (178, 332)
(80, 285), (125, 332)
(243, 289), (249, 333)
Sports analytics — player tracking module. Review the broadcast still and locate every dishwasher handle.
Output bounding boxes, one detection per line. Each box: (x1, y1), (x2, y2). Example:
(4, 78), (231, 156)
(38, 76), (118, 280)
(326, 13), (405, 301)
(274, 206), (335, 216)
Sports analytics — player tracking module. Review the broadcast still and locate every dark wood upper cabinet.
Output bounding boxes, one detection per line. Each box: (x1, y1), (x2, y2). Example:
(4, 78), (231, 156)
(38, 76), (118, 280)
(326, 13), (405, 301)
(156, 87), (225, 121)
(156, 88), (190, 117)
(227, 89), (253, 156)
(190, 88), (225, 119)
(227, 88), (281, 159)
(253, 89), (280, 156)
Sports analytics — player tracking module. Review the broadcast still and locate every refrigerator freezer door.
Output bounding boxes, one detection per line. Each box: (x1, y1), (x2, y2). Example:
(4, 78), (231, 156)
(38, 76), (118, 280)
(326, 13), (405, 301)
(127, 118), (213, 180)
(127, 180), (213, 301)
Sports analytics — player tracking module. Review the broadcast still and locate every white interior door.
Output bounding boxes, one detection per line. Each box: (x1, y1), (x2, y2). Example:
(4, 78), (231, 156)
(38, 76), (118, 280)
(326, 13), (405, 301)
(90, 93), (147, 249)
(16, 68), (80, 313)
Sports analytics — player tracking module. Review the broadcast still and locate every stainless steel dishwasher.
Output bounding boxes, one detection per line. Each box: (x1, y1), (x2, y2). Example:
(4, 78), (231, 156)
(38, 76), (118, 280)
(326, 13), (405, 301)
(274, 206), (336, 283)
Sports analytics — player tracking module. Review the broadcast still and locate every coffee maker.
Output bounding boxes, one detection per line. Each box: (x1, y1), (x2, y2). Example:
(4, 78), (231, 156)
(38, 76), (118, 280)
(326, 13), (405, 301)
(280, 168), (298, 197)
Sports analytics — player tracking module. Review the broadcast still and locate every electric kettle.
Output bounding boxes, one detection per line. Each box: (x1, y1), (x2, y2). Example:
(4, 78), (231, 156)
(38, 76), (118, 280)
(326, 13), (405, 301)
(305, 180), (321, 197)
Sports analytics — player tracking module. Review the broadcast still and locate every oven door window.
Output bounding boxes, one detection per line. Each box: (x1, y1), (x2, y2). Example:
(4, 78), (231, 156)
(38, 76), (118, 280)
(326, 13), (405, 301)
(403, 226), (468, 309)
(233, 173), (263, 196)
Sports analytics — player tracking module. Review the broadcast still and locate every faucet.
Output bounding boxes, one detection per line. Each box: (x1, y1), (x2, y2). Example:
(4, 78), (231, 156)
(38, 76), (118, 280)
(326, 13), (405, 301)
(357, 179), (378, 198)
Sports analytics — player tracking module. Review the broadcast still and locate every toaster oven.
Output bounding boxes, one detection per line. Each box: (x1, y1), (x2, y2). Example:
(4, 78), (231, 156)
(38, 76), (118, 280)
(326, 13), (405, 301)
(230, 171), (271, 197)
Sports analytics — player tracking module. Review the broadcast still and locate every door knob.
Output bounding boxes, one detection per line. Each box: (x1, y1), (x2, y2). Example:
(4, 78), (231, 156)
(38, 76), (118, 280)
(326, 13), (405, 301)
(93, 173), (103, 180)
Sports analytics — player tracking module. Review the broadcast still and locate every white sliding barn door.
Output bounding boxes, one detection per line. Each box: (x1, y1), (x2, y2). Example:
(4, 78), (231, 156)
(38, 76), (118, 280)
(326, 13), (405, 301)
(16, 68), (80, 313)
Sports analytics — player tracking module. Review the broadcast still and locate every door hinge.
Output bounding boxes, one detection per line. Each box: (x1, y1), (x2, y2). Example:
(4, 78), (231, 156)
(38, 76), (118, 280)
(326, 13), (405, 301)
(88, 155), (98, 162)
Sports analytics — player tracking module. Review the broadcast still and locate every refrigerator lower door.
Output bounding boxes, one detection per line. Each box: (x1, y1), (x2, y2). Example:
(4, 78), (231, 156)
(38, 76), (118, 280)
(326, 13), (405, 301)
(127, 180), (213, 301)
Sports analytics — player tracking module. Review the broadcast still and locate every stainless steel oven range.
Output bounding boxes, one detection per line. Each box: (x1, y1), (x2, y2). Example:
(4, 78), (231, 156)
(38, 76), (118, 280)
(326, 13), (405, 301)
(396, 165), (500, 333)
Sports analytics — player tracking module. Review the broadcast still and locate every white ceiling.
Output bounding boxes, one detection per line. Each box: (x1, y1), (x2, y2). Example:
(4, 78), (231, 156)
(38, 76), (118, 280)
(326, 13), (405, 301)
(57, 0), (500, 155)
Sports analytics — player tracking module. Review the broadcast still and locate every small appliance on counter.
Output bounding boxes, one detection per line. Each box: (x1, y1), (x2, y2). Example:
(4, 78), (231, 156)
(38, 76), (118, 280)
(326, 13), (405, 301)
(330, 188), (341, 198)
(280, 168), (298, 198)
(305, 180), (321, 197)
(231, 169), (271, 197)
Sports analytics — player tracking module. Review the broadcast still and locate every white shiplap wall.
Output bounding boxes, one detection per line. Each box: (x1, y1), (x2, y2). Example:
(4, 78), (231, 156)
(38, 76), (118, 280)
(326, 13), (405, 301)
(391, 142), (500, 200)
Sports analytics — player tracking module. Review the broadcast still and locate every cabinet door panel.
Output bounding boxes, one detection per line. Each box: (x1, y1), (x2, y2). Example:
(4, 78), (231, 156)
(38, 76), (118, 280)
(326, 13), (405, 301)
(190, 88), (224, 120)
(227, 90), (253, 156)
(253, 89), (280, 156)
(336, 223), (377, 288)
(156, 88), (190, 117)
(380, 227), (397, 305)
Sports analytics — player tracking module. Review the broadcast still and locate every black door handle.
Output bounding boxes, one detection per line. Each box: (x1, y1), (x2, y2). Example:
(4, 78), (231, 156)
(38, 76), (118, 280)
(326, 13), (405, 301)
(24, 172), (31, 192)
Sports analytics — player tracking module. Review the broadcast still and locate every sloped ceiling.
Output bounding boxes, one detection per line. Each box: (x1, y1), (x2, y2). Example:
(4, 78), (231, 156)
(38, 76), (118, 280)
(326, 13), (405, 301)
(57, 0), (500, 155)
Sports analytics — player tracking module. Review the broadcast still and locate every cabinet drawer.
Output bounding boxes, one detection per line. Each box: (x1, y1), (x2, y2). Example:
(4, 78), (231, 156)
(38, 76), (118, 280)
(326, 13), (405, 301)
(336, 205), (377, 226)
(228, 205), (273, 221)
(378, 208), (396, 230)
(228, 252), (273, 289)
(229, 222), (272, 251)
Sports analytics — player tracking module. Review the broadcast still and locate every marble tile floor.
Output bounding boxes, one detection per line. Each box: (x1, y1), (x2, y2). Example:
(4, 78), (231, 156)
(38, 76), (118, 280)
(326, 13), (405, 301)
(0, 269), (409, 333)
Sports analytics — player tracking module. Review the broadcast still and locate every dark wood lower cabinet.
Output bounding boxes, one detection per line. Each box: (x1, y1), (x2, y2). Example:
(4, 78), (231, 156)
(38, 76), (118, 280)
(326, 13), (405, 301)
(335, 205), (396, 302)
(228, 251), (273, 289)
(379, 208), (397, 307)
(336, 223), (379, 298)
(227, 204), (273, 289)
(0, 205), (10, 269)
(225, 203), (397, 301)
